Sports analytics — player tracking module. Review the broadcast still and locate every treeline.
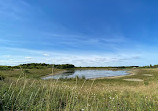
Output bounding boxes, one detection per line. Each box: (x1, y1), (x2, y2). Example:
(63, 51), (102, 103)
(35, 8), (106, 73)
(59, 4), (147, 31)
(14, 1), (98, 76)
(2, 63), (158, 70)
(142, 64), (158, 68)
(55, 64), (75, 69)
(76, 66), (139, 68)
(19, 63), (75, 69)
(0, 66), (13, 70)
(0, 63), (75, 70)
(19, 63), (51, 69)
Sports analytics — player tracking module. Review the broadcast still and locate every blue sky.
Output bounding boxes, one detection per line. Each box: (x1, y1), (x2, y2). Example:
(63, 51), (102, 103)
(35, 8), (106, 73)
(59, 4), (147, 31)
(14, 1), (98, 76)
(0, 0), (158, 66)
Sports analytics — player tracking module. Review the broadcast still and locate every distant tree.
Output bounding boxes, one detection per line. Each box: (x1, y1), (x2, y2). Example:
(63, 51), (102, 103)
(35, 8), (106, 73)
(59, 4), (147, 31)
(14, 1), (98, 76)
(55, 64), (75, 69)
(17, 63), (75, 69)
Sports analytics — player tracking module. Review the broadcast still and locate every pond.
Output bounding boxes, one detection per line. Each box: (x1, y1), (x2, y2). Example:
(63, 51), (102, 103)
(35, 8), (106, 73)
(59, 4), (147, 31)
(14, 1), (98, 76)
(42, 70), (129, 80)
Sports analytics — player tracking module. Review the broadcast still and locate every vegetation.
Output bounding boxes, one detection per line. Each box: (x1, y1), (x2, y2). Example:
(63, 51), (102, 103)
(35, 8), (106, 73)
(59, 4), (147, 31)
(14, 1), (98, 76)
(1, 63), (158, 110)
(55, 64), (75, 69)
(0, 66), (12, 70)
(142, 64), (158, 68)
(19, 63), (75, 69)
(76, 66), (139, 69)
(0, 63), (75, 70)
(2, 63), (158, 70)
(0, 75), (5, 80)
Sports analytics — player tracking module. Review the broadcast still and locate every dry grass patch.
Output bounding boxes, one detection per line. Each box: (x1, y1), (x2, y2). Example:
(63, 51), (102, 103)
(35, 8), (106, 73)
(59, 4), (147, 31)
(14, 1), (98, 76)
(143, 74), (153, 76)
(123, 78), (144, 82)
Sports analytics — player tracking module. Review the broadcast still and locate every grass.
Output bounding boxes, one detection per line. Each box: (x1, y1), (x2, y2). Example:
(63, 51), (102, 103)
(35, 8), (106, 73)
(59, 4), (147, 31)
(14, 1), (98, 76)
(1, 68), (158, 110)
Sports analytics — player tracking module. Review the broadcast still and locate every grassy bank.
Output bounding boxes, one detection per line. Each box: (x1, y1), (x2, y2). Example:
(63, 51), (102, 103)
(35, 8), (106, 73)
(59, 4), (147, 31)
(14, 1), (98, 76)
(1, 68), (158, 110)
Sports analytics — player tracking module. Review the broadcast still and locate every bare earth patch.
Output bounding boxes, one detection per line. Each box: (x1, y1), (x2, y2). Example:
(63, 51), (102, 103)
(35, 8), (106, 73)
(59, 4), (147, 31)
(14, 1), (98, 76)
(143, 74), (153, 76)
(123, 78), (144, 82)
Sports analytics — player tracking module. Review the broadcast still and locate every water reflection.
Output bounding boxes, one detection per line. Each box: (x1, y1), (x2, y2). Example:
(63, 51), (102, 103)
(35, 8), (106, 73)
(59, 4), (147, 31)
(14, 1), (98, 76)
(42, 70), (128, 80)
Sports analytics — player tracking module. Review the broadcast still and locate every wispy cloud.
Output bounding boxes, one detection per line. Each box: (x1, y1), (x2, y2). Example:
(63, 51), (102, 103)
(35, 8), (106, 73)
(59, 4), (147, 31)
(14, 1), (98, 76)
(0, 47), (143, 66)
(25, 57), (33, 59)
(0, 0), (34, 21)
(41, 32), (129, 52)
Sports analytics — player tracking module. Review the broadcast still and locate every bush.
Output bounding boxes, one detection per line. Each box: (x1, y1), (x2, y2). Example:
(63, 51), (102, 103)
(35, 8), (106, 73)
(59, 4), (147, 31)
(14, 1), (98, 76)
(81, 75), (86, 79)
(0, 75), (5, 80)
(144, 81), (149, 86)
(24, 70), (30, 74)
(0, 66), (9, 70)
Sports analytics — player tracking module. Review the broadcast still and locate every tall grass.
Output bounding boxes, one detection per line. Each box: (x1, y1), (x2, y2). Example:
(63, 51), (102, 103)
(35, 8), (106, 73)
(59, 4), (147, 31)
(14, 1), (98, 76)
(1, 77), (158, 111)
(1, 68), (158, 110)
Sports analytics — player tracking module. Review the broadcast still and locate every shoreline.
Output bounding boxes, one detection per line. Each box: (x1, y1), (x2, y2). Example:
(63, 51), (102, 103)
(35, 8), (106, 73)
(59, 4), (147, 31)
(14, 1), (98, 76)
(90, 70), (135, 80)
(42, 68), (136, 80)
(41, 69), (68, 78)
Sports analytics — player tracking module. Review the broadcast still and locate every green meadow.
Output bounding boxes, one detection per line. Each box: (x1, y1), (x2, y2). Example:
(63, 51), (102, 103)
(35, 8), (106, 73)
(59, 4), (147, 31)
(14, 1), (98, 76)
(1, 66), (158, 111)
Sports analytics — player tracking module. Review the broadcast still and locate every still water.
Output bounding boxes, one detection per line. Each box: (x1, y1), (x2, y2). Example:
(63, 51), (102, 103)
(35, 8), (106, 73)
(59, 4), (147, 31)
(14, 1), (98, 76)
(42, 70), (129, 79)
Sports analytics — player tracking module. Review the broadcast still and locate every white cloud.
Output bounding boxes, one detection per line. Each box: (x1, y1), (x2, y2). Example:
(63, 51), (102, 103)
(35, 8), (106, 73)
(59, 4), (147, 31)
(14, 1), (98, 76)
(25, 57), (33, 59)
(43, 53), (50, 57)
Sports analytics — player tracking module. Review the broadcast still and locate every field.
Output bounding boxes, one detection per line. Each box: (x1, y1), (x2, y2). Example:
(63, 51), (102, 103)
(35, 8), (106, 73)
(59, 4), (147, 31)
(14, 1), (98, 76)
(1, 68), (158, 110)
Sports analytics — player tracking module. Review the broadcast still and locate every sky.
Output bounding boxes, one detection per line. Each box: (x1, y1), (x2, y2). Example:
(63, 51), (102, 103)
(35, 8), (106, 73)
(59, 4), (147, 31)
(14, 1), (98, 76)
(0, 0), (158, 66)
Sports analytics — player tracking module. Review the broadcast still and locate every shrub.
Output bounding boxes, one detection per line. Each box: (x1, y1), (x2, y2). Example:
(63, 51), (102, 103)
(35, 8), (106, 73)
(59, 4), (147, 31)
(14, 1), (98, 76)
(81, 75), (86, 79)
(144, 81), (149, 86)
(0, 75), (5, 80)
(24, 70), (30, 74)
